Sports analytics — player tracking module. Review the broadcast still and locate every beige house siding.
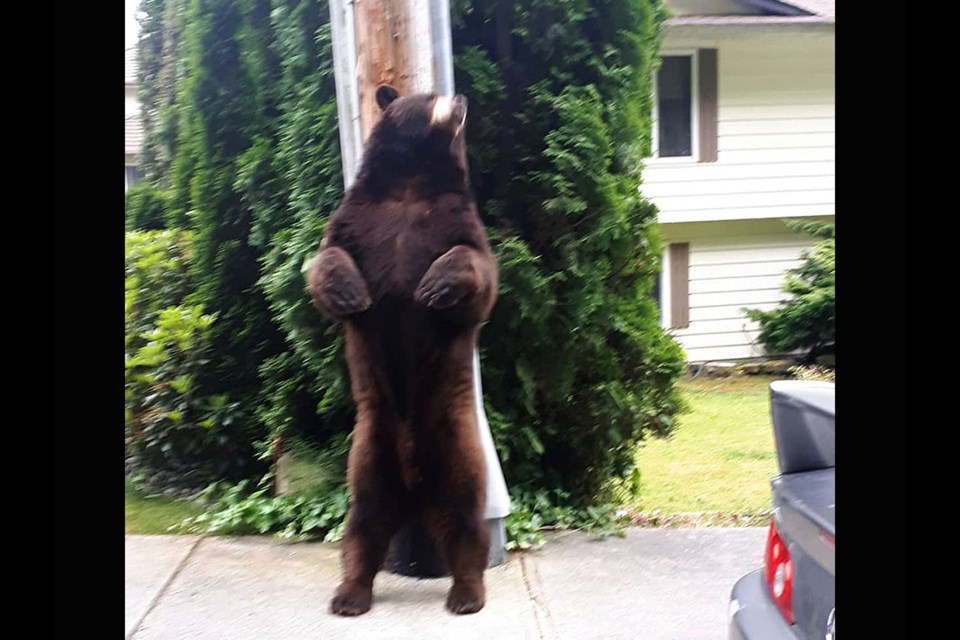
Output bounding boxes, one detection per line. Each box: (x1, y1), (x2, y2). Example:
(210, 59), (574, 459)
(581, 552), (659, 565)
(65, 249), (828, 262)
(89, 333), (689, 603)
(643, 31), (835, 224)
(659, 219), (826, 362)
(646, 2), (834, 362)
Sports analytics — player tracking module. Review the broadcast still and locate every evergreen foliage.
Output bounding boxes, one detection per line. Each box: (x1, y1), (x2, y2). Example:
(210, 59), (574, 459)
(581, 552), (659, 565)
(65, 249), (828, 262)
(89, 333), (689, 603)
(256, 0), (352, 456)
(130, 0), (685, 507)
(125, 184), (171, 231)
(744, 220), (835, 361)
(447, 0), (684, 500)
(170, 0), (287, 470)
(137, 0), (190, 185)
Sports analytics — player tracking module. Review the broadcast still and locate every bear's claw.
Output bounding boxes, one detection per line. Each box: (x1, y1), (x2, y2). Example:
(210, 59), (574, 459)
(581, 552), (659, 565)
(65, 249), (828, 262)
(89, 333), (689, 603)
(326, 286), (372, 316)
(416, 281), (464, 309)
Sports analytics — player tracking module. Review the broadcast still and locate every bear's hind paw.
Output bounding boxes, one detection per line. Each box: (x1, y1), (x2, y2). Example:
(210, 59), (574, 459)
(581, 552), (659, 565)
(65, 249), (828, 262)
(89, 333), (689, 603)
(330, 583), (373, 616)
(445, 582), (485, 615)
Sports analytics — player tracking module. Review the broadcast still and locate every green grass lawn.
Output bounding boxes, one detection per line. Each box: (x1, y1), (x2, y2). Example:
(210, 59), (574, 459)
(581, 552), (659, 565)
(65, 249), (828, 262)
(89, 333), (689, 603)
(125, 480), (203, 534)
(631, 375), (782, 521)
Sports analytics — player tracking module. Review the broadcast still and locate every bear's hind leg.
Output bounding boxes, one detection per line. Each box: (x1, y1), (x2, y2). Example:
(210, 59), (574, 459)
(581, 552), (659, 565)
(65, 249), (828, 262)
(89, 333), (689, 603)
(331, 486), (404, 616)
(424, 497), (490, 614)
(331, 497), (402, 615)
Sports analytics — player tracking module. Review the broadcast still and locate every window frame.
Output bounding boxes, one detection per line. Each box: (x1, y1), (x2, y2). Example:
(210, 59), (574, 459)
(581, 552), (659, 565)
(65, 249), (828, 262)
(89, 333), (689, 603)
(650, 50), (700, 164)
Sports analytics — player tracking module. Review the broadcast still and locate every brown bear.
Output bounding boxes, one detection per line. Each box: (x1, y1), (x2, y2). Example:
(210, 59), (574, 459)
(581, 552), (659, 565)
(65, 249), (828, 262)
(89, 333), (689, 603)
(307, 85), (498, 616)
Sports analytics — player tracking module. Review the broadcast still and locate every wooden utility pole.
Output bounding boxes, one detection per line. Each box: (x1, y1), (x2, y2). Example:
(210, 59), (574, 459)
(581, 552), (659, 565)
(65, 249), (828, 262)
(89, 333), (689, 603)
(353, 1), (426, 138)
(329, 0), (455, 183)
(327, 0), (509, 569)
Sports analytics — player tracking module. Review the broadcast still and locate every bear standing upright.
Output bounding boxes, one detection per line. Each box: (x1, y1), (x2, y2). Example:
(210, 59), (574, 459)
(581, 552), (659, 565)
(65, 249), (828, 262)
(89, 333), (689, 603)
(307, 85), (498, 616)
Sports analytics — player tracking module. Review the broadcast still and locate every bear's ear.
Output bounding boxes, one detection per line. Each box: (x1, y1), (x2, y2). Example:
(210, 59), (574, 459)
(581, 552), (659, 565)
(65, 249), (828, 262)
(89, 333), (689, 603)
(376, 85), (400, 111)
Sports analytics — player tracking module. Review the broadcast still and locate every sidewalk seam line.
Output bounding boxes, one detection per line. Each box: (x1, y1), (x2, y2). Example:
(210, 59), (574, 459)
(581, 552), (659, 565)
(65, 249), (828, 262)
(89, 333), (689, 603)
(126, 536), (204, 640)
(519, 553), (553, 640)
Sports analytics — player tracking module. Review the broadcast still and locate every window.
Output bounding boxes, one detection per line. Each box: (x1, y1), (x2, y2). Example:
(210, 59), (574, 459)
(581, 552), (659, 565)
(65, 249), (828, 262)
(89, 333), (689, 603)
(125, 164), (140, 192)
(656, 56), (693, 158)
(653, 49), (718, 163)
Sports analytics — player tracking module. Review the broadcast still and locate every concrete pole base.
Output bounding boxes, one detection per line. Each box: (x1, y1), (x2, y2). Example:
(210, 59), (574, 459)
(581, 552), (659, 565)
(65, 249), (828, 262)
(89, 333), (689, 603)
(386, 517), (508, 578)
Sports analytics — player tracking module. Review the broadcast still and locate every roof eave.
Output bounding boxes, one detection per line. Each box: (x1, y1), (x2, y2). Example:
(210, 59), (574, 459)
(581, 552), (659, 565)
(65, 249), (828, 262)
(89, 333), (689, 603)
(739, 0), (813, 17)
(663, 19), (834, 39)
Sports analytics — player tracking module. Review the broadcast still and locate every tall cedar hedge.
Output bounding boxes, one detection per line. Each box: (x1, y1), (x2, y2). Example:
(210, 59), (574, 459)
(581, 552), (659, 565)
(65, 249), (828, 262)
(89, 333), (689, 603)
(134, 0), (685, 504)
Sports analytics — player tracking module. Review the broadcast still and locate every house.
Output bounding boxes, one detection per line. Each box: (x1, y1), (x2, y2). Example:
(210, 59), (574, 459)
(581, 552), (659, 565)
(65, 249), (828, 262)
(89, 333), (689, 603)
(644, 0), (834, 363)
(125, 46), (143, 191)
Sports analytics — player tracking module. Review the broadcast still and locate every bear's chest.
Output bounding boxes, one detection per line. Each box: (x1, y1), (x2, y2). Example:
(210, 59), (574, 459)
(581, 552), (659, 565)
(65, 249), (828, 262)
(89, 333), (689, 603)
(347, 201), (466, 299)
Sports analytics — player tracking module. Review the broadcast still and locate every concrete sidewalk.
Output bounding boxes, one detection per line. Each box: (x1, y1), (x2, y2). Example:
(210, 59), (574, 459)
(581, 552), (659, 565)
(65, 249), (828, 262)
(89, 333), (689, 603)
(125, 527), (766, 640)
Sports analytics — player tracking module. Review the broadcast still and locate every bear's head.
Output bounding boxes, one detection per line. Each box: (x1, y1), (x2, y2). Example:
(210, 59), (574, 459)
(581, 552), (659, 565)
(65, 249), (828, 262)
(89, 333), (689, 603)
(356, 85), (470, 194)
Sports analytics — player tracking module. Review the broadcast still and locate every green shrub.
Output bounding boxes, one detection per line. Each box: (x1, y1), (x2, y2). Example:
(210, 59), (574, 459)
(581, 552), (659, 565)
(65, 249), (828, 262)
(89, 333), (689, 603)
(744, 220), (835, 361)
(125, 230), (261, 494)
(179, 479), (350, 541)
(125, 230), (195, 361)
(177, 482), (623, 547)
(125, 184), (171, 231)
(505, 489), (627, 550)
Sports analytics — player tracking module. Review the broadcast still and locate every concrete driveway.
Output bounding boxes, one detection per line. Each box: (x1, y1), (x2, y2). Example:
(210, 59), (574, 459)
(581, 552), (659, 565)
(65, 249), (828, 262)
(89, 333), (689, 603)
(126, 527), (766, 640)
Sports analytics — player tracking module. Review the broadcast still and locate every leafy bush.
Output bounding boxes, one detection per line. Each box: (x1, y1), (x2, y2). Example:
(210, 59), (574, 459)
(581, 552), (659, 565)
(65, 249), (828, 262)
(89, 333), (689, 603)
(177, 482), (622, 548)
(125, 231), (261, 494)
(505, 489), (627, 551)
(745, 220), (835, 362)
(179, 479), (350, 541)
(124, 230), (193, 327)
(125, 184), (171, 231)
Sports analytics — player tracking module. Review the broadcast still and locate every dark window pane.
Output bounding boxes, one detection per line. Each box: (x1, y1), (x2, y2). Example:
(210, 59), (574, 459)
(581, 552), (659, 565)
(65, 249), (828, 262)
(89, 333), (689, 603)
(658, 56), (692, 157)
(126, 165), (140, 190)
(652, 272), (662, 323)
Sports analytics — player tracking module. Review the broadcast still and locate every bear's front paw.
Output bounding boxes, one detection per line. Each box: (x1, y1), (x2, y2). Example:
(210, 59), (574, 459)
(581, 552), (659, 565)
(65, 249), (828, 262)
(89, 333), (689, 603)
(320, 279), (372, 318)
(445, 581), (485, 615)
(330, 582), (373, 616)
(308, 253), (372, 319)
(415, 253), (476, 310)
(415, 275), (470, 309)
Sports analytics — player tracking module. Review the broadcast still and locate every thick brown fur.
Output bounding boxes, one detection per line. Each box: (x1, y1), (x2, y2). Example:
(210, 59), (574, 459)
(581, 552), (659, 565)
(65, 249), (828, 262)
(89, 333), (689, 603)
(307, 87), (498, 616)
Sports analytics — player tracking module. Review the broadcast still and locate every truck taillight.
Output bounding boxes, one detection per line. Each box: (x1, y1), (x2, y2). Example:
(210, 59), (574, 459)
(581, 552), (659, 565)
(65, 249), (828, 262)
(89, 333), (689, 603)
(764, 520), (795, 625)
